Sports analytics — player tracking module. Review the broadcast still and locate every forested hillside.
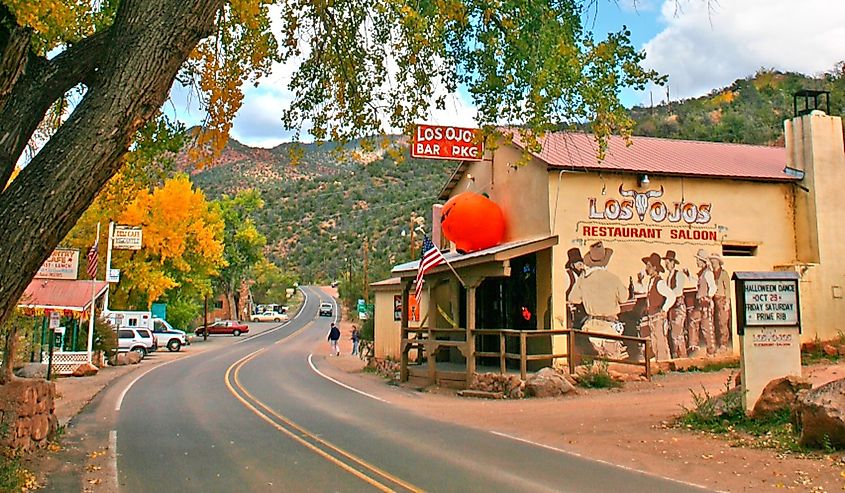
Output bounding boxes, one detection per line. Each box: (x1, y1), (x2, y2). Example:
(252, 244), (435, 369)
(630, 66), (845, 144)
(188, 66), (845, 289)
(188, 139), (455, 286)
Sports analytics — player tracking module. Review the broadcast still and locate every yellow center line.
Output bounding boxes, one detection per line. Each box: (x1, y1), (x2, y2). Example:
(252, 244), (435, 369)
(224, 318), (424, 493)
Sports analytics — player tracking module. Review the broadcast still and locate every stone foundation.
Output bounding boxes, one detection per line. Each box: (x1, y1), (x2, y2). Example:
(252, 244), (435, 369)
(0, 378), (58, 454)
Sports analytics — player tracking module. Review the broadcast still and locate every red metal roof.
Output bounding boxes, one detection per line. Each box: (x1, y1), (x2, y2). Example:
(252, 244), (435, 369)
(20, 279), (109, 312)
(510, 131), (793, 181)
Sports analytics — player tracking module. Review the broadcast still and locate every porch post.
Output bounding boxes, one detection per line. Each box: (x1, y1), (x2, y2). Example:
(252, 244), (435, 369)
(465, 278), (479, 385)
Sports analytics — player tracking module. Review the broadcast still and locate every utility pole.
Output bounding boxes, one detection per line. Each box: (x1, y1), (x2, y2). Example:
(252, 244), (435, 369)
(409, 219), (415, 260)
(363, 237), (369, 302)
(203, 295), (208, 341)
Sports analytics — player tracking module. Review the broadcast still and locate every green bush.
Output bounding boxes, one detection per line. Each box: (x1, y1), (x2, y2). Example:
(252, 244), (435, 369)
(576, 360), (622, 389)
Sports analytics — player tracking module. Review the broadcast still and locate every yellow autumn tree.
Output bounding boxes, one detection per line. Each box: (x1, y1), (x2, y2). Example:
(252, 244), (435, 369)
(110, 174), (226, 313)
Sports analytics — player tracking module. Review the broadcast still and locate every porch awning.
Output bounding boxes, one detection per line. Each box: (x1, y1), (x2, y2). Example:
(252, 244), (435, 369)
(18, 278), (109, 313)
(392, 235), (558, 279)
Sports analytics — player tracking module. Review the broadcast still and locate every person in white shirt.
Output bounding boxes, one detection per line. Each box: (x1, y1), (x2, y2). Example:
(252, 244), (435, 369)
(662, 250), (688, 358)
(637, 252), (675, 360)
(687, 249), (717, 356)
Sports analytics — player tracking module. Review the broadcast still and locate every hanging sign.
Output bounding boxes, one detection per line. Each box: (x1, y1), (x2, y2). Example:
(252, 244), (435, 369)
(114, 226), (143, 250)
(49, 311), (61, 329)
(35, 248), (79, 280)
(411, 124), (483, 161)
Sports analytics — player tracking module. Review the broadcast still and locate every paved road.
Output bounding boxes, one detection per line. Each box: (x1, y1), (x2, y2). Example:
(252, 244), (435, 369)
(113, 286), (710, 492)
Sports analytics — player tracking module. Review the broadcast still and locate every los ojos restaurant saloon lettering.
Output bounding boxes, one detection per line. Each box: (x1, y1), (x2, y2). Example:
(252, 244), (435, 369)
(581, 184), (717, 243)
(412, 124), (483, 161)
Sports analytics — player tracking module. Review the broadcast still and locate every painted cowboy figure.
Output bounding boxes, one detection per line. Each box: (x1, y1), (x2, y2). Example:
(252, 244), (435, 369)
(710, 253), (732, 353)
(662, 250), (688, 358)
(636, 252), (675, 360)
(568, 242), (628, 359)
(687, 249), (717, 356)
(563, 247), (587, 329)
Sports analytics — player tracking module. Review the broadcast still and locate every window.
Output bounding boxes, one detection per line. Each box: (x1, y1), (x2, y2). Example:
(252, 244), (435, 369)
(127, 317), (138, 327)
(118, 330), (134, 339)
(722, 244), (757, 257)
(214, 300), (224, 309)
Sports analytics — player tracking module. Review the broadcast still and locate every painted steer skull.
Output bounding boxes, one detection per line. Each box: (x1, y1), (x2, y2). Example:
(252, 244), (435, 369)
(618, 185), (664, 221)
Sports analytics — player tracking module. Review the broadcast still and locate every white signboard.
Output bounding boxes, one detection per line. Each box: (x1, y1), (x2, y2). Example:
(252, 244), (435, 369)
(743, 280), (798, 326)
(740, 326), (802, 411)
(114, 226), (143, 250)
(107, 268), (121, 283)
(35, 249), (79, 280)
(49, 311), (60, 329)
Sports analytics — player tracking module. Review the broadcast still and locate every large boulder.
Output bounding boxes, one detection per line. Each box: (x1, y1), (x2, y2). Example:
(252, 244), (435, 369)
(71, 362), (99, 377)
(751, 375), (812, 419)
(14, 363), (48, 379)
(525, 367), (575, 398)
(794, 378), (845, 449)
(127, 351), (142, 365)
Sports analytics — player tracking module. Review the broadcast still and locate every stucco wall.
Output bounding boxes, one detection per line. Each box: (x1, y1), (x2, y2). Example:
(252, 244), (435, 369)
(549, 172), (800, 351)
(450, 146), (550, 244)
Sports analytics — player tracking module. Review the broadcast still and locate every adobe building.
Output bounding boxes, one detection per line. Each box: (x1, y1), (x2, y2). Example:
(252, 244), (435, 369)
(374, 107), (845, 384)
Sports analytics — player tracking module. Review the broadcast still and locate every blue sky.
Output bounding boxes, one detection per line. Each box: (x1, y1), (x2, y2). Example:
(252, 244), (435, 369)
(167, 0), (845, 148)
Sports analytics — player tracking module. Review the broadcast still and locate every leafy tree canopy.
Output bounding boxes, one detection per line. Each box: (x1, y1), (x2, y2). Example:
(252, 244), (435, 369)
(0, 0), (661, 328)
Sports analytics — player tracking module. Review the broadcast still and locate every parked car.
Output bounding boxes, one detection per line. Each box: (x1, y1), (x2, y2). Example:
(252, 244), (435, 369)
(318, 302), (333, 317)
(151, 318), (189, 352)
(251, 311), (289, 322)
(195, 320), (249, 337)
(117, 328), (156, 358)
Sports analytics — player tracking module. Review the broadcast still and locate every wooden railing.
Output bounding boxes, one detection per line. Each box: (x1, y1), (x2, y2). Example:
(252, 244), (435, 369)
(400, 327), (652, 382)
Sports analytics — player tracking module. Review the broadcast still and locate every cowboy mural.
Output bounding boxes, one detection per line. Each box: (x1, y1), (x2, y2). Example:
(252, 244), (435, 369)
(710, 253), (732, 353)
(563, 247), (587, 329)
(662, 251), (688, 358)
(688, 249), (717, 356)
(635, 253), (675, 360)
(568, 242), (628, 359)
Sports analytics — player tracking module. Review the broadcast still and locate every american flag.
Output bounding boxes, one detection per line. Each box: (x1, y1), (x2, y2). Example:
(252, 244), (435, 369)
(414, 236), (446, 300)
(86, 238), (98, 280)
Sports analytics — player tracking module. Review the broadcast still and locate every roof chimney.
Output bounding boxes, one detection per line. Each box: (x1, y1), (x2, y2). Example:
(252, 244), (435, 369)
(793, 89), (830, 117)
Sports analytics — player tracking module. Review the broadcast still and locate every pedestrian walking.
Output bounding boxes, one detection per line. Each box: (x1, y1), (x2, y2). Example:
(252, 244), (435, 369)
(328, 322), (341, 356)
(351, 325), (360, 356)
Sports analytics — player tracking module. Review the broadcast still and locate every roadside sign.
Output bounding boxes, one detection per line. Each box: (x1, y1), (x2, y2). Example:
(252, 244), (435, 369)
(733, 271), (802, 414)
(35, 249), (79, 280)
(113, 225), (143, 250)
(49, 311), (60, 329)
(411, 124), (483, 161)
(106, 268), (121, 283)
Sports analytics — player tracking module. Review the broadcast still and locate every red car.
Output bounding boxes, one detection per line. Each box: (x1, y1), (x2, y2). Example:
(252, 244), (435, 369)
(195, 320), (249, 337)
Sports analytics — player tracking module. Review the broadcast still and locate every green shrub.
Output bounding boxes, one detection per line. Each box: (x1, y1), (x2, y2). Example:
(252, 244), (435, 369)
(576, 360), (622, 389)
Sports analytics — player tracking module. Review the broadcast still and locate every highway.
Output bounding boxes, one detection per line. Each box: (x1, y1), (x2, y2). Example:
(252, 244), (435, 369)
(111, 286), (709, 492)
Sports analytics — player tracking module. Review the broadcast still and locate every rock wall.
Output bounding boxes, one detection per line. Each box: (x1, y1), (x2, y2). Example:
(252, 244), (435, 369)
(0, 378), (58, 453)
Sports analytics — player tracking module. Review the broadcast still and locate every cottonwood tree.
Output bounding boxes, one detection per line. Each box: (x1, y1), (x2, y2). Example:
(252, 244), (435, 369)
(0, 0), (661, 330)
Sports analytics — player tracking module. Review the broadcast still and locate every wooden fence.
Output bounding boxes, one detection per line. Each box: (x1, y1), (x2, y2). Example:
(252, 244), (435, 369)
(401, 327), (652, 383)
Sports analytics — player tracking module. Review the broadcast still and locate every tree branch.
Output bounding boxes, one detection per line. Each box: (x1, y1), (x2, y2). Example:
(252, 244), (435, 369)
(0, 4), (32, 109)
(0, 29), (109, 189)
(0, 0), (225, 327)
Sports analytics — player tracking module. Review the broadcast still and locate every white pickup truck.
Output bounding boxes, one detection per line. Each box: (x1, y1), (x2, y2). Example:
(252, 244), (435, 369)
(104, 310), (189, 352)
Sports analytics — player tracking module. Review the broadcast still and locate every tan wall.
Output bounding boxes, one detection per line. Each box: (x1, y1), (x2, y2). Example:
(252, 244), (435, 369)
(373, 286), (428, 360)
(450, 147), (550, 244)
(548, 172), (799, 351)
(785, 112), (845, 341)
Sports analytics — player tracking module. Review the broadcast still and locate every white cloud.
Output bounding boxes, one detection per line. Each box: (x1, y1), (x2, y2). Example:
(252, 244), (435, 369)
(641, 0), (845, 102)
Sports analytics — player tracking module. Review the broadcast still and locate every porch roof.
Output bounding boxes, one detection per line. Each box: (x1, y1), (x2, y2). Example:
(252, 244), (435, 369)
(19, 278), (109, 312)
(392, 235), (558, 279)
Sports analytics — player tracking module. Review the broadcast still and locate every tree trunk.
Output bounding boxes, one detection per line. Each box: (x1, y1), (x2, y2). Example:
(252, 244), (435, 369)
(0, 323), (19, 384)
(0, 0), (225, 330)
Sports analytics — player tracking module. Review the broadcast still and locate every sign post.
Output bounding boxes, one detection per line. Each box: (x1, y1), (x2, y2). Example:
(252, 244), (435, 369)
(733, 271), (802, 413)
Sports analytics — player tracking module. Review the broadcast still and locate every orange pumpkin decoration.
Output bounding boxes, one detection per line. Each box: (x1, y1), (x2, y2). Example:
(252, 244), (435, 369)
(441, 192), (505, 253)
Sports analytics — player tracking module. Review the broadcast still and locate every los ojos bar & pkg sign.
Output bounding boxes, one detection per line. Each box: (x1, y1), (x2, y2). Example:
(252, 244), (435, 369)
(412, 124), (483, 161)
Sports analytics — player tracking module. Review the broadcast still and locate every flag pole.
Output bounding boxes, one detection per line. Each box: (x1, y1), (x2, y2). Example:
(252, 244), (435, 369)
(416, 227), (466, 288)
(87, 222), (100, 363)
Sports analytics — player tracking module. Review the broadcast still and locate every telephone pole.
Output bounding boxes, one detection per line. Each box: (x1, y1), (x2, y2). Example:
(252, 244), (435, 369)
(363, 237), (369, 302)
